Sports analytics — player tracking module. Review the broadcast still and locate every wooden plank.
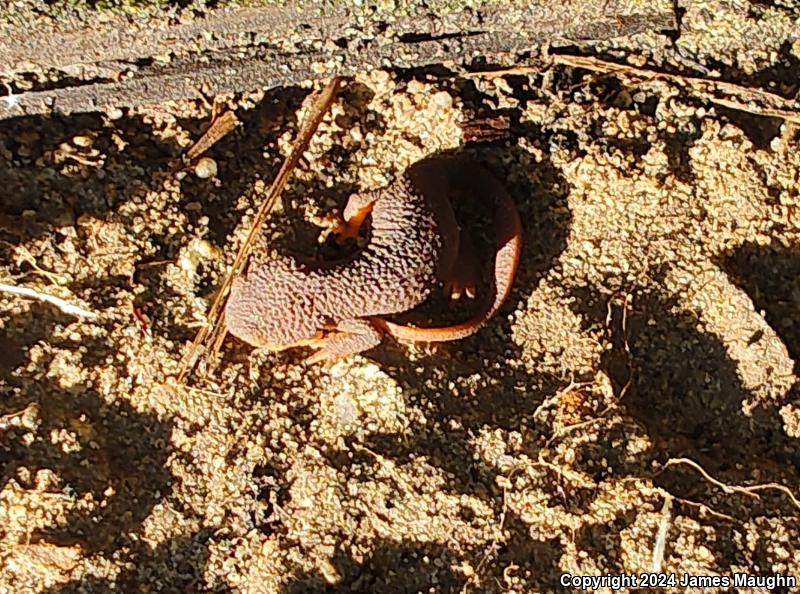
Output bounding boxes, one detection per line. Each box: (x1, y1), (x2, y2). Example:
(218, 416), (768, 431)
(0, 0), (676, 119)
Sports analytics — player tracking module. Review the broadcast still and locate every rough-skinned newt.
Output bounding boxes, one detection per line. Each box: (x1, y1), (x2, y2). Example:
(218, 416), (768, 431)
(224, 154), (522, 364)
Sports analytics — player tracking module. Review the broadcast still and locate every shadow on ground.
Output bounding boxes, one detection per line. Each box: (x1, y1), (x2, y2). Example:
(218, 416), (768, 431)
(282, 538), (463, 594)
(0, 305), (213, 590)
(41, 531), (213, 593)
(722, 242), (800, 372)
(0, 317), (173, 553)
(571, 281), (800, 515)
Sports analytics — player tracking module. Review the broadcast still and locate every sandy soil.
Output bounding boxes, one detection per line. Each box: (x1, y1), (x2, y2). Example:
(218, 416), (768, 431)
(1, 1), (800, 592)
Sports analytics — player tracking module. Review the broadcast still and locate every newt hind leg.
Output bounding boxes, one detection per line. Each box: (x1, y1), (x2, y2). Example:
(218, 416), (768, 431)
(440, 231), (481, 300)
(304, 318), (384, 365)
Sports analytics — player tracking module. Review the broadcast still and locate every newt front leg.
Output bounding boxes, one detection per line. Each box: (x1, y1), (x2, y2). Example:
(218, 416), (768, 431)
(320, 190), (380, 243)
(303, 318), (384, 365)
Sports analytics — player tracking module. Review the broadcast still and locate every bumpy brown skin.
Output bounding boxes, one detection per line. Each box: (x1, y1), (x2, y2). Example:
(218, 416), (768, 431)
(225, 155), (521, 364)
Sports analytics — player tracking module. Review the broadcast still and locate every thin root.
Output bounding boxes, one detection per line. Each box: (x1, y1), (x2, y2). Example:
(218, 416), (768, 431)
(664, 457), (800, 511)
(0, 282), (97, 319)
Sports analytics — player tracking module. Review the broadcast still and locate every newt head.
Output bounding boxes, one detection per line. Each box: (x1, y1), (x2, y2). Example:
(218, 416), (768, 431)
(224, 254), (324, 351)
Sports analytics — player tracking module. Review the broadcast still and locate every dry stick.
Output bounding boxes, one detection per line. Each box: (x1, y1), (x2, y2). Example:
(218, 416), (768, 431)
(618, 293), (634, 400)
(604, 292), (634, 400)
(6, 243), (70, 285)
(650, 493), (672, 573)
(550, 53), (783, 103)
(184, 110), (239, 163)
(0, 282), (97, 319)
(177, 77), (342, 382)
(0, 403), (37, 426)
(460, 483), (508, 594)
(664, 457), (800, 512)
(707, 95), (800, 124)
(469, 54), (800, 125)
(551, 54), (800, 125)
(671, 495), (740, 525)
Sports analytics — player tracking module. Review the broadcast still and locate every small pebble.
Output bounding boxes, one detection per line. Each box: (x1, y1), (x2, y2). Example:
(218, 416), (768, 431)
(193, 157), (218, 179)
(432, 91), (453, 108)
(334, 393), (359, 426)
(72, 135), (93, 148)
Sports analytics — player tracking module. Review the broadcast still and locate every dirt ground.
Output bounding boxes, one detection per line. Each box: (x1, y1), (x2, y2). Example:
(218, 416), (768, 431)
(1, 1), (800, 593)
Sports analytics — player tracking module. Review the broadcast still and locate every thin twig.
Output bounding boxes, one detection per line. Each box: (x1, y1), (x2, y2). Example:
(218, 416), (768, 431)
(0, 403), (37, 428)
(468, 54), (800, 125)
(650, 493), (672, 573)
(671, 495), (741, 525)
(0, 282), (97, 319)
(664, 457), (800, 511)
(466, 66), (544, 79)
(702, 95), (800, 123)
(177, 77), (342, 382)
(550, 53), (800, 125)
(184, 110), (239, 163)
(460, 478), (510, 594)
(531, 375), (593, 422)
(544, 405), (615, 448)
(6, 243), (70, 285)
(603, 292), (635, 400)
(618, 292), (633, 400)
(740, 483), (800, 511)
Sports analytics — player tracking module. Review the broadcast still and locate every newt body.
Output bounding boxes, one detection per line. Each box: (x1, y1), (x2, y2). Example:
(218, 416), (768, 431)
(225, 155), (522, 364)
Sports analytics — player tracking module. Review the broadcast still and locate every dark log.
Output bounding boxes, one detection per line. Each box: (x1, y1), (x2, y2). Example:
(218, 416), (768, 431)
(0, 1), (676, 119)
